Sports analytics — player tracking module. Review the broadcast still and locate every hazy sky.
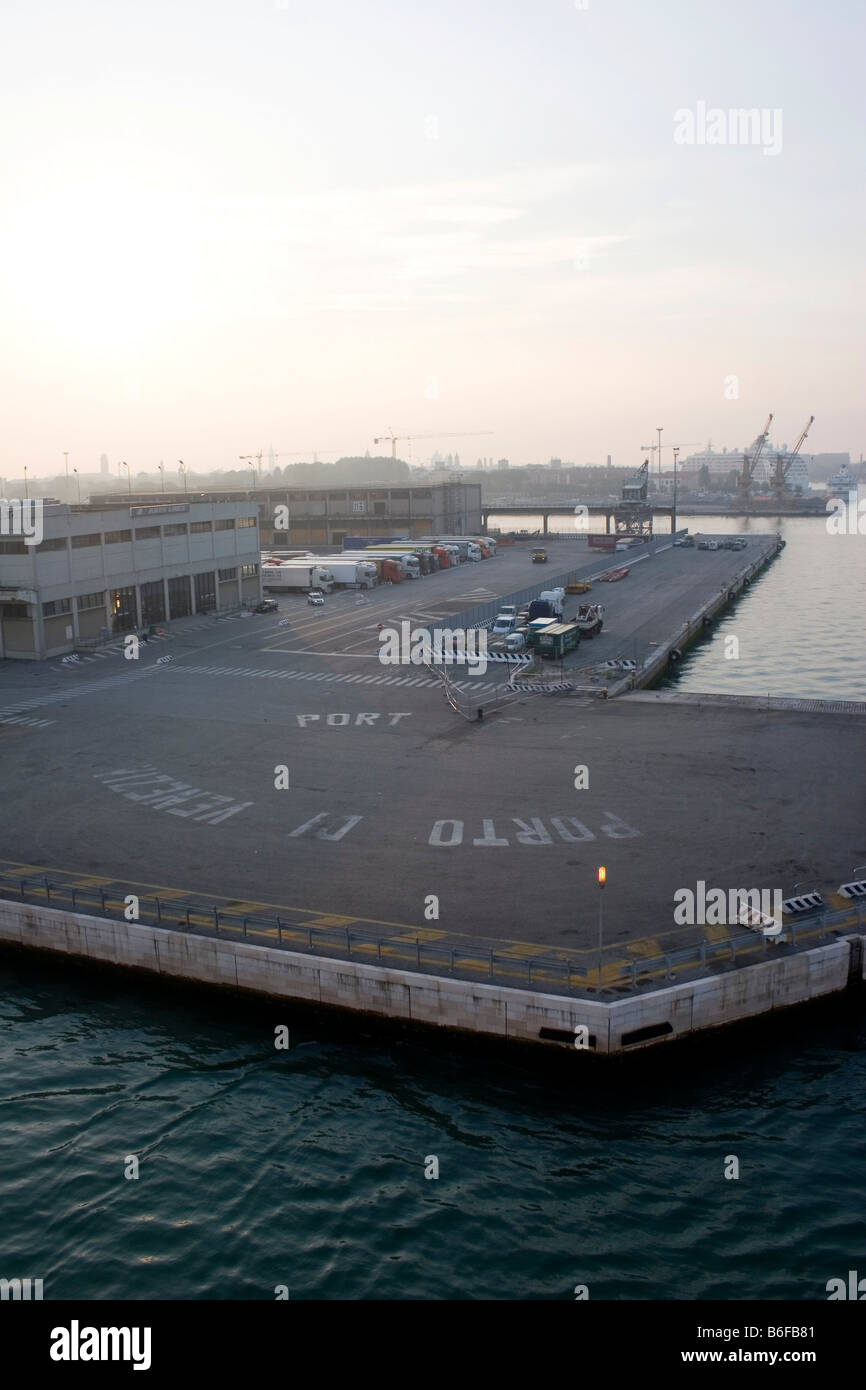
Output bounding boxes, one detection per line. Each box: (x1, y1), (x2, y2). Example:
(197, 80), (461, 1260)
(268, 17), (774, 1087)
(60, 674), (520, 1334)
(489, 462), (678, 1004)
(2, 0), (863, 477)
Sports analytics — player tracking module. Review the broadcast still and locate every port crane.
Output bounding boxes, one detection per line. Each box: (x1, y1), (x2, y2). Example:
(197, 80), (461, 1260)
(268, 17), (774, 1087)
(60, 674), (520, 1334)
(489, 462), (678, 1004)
(771, 416), (814, 500)
(738, 414), (774, 498)
(373, 428), (493, 461)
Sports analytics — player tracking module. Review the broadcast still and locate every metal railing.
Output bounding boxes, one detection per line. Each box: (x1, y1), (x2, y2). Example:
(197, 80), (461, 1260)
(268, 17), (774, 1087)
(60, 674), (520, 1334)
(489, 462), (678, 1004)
(617, 905), (863, 987)
(3, 873), (859, 1002)
(0, 873), (592, 998)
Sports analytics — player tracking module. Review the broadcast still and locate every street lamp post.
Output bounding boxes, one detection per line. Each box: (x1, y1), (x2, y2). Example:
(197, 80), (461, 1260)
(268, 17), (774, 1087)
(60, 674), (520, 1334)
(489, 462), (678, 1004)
(672, 447), (680, 534)
(73, 467), (81, 503)
(597, 865), (606, 993)
(178, 460), (187, 495)
(158, 462), (165, 493)
(121, 461), (131, 495)
(656, 427), (663, 482)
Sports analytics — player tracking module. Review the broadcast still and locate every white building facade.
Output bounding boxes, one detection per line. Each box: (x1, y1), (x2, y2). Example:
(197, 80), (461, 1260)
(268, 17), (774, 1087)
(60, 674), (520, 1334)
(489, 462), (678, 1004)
(0, 499), (261, 660)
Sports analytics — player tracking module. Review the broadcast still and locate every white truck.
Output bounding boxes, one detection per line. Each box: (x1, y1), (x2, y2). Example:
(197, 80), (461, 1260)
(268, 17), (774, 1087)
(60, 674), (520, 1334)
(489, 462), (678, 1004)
(314, 558), (378, 588)
(262, 563), (334, 593)
(362, 549), (422, 578)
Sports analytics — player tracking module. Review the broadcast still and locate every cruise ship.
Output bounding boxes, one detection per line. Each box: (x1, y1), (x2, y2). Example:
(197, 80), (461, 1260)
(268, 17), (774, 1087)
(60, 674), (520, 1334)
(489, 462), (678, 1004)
(826, 463), (857, 498)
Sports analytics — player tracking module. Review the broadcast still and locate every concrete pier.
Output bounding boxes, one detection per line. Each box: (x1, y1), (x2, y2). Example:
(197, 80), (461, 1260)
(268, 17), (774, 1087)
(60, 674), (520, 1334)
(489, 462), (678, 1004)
(1, 531), (863, 1057)
(0, 897), (861, 1055)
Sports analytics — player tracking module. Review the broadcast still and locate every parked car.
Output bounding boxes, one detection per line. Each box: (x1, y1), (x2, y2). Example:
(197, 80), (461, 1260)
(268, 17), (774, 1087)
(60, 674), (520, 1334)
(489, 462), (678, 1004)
(697, 539), (709, 550)
(707, 540), (719, 551)
(505, 631), (527, 653)
(492, 614), (517, 636)
(498, 604), (518, 619)
(308, 591), (325, 606)
(254, 598), (278, 613)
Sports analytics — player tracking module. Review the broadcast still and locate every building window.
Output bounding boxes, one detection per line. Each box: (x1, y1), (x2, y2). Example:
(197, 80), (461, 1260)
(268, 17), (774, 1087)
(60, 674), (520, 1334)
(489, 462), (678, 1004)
(190, 521), (212, 533)
(72, 532), (101, 548)
(164, 523), (188, 537)
(36, 537), (68, 552)
(215, 519), (235, 530)
(241, 563), (258, 579)
(167, 575), (191, 618)
(140, 580), (165, 626)
(238, 516), (257, 528)
(76, 592), (105, 611)
(194, 571), (216, 612)
(135, 526), (161, 539)
(1, 602), (29, 619)
(218, 567), (237, 581)
(352, 501), (365, 514)
(0, 539), (27, 554)
(373, 502), (386, 516)
(42, 598), (72, 617)
(110, 587), (137, 633)
(104, 530), (132, 545)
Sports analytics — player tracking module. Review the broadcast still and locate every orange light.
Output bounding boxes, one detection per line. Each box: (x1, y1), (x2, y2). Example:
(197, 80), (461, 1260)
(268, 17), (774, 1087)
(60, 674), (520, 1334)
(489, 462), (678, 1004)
(598, 866), (607, 886)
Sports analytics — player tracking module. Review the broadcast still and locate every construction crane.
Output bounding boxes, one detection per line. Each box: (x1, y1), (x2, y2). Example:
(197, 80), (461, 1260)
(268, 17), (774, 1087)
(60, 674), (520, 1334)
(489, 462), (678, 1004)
(373, 428), (493, 460)
(738, 414), (774, 498)
(772, 416), (814, 500)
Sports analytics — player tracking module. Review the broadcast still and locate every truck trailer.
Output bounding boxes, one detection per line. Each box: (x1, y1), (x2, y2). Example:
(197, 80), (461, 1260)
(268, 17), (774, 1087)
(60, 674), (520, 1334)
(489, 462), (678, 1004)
(262, 563), (334, 593)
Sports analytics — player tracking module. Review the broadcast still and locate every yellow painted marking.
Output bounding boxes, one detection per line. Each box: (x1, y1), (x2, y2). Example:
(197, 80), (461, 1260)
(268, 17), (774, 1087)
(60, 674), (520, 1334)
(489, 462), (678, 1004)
(826, 892), (852, 910)
(389, 928), (448, 942)
(702, 924), (730, 942)
(304, 915), (357, 928)
(627, 937), (662, 958)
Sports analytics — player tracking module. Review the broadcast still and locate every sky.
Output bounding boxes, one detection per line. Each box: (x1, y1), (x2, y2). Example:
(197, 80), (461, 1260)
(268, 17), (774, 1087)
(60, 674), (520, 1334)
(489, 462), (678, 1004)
(1, 0), (863, 478)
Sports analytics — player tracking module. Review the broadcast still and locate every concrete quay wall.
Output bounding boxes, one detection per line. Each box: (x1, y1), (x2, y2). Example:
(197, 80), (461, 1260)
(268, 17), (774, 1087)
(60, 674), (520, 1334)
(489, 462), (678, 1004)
(0, 898), (857, 1055)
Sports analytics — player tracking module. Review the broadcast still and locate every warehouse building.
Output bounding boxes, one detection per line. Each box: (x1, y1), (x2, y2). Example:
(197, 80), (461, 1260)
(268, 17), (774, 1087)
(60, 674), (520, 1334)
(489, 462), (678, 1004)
(92, 480), (483, 549)
(0, 498), (261, 660)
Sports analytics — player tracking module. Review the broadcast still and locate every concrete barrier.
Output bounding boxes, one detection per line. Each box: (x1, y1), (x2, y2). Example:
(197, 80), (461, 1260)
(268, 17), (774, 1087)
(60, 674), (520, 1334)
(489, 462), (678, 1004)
(0, 899), (857, 1055)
